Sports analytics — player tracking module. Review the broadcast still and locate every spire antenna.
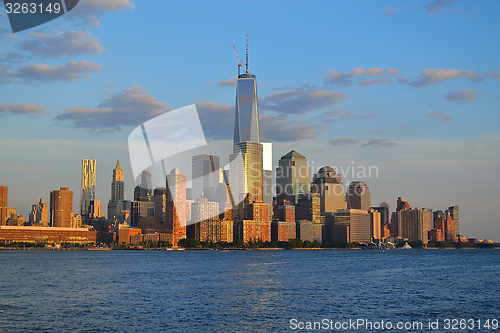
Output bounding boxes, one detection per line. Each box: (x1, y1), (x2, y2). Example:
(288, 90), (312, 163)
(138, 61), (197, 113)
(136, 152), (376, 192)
(245, 32), (249, 74)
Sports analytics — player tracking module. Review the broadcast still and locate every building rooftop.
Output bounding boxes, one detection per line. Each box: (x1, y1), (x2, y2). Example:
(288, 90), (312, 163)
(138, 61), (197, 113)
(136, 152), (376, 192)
(281, 150), (306, 160)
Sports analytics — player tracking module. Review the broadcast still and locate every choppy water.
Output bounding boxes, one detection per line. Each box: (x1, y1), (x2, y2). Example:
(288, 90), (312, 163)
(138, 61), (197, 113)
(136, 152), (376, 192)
(0, 249), (499, 332)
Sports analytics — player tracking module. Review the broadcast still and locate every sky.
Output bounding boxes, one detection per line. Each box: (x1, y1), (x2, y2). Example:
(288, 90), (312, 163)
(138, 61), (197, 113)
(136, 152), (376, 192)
(0, 0), (499, 240)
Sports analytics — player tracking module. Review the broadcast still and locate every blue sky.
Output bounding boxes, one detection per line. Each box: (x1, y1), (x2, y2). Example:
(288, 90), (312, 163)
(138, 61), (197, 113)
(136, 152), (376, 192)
(0, 0), (499, 240)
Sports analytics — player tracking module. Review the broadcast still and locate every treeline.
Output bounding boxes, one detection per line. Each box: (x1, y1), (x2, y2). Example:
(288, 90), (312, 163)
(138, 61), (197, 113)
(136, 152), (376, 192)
(178, 238), (361, 249)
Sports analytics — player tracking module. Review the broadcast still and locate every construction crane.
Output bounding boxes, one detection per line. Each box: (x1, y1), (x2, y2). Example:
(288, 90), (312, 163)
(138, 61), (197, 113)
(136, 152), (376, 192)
(232, 44), (243, 76)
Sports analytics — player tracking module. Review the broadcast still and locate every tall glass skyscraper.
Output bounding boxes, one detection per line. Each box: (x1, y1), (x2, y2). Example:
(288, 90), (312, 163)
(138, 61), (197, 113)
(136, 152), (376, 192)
(234, 36), (259, 144)
(80, 159), (96, 217)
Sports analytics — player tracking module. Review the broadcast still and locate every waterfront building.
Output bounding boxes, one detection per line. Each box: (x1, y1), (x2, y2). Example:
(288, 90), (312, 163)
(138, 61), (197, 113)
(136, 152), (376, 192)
(80, 159), (96, 218)
(295, 220), (323, 242)
(118, 227), (142, 245)
(271, 221), (296, 242)
(346, 181), (370, 211)
(165, 168), (188, 245)
(369, 208), (381, 241)
(275, 150), (310, 204)
(0, 226), (97, 244)
(392, 199), (429, 244)
(50, 187), (73, 228)
(331, 209), (371, 243)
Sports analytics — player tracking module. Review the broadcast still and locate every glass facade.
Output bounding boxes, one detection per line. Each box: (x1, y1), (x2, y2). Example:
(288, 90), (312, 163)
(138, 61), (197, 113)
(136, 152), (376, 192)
(234, 74), (259, 144)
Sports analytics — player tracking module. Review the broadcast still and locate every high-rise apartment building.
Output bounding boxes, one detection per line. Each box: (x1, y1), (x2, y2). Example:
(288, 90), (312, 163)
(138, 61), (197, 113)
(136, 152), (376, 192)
(192, 154), (220, 201)
(346, 181), (371, 211)
(0, 186), (7, 226)
(50, 187), (73, 228)
(80, 159), (96, 217)
(275, 150), (310, 204)
(392, 201), (429, 244)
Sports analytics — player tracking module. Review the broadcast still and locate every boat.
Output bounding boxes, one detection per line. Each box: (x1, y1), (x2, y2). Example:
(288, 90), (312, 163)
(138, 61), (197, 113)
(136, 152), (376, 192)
(402, 242), (412, 249)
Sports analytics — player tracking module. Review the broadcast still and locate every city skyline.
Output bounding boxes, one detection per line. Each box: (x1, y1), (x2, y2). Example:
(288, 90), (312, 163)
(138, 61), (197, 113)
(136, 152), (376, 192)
(0, 1), (499, 240)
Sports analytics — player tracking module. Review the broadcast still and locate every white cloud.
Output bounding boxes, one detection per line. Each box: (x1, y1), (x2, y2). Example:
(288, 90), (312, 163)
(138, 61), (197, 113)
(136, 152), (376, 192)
(444, 88), (482, 103)
(56, 85), (171, 131)
(16, 60), (102, 82)
(20, 30), (104, 57)
(429, 111), (452, 122)
(0, 103), (48, 116)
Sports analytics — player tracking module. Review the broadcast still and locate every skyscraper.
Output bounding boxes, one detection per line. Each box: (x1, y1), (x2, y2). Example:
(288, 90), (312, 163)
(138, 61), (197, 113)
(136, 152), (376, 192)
(192, 154), (220, 201)
(448, 205), (459, 235)
(29, 198), (49, 227)
(275, 150), (310, 204)
(261, 142), (273, 207)
(111, 160), (124, 202)
(234, 34), (259, 144)
(310, 166), (347, 214)
(50, 187), (73, 228)
(0, 186), (7, 226)
(229, 141), (263, 204)
(346, 181), (371, 211)
(108, 161), (131, 224)
(165, 168), (188, 244)
(80, 159), (96, 217)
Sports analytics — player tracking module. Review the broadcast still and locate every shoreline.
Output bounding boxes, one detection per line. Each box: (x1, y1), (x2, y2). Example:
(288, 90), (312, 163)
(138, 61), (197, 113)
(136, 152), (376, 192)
(0, 247), (498, 251)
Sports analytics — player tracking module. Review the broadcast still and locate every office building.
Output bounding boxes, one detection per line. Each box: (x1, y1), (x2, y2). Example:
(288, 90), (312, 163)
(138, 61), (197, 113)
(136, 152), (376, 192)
(165, 168), (188, 245)
(346, 181), (370, 211)
(262, 142), (273, 207)
(29, 198), (49, 227)
(372, 202), (389, 225)
(0, 186), (7, 226)
(80, 159), (96, 217)
(331, 209), (371, 243)
(130, 199), (154, 227)
(111, 160), (124, 202)
(448, 205), (459, 235)
(233, 35), (259, 144)
(275, 150), (310, 204)
(369, 208), (381, 241)
(229, 141), (263, 203)
(192, 154), (220, 201)
(310, 166), (347, 214)
(50, 187), (73, 228)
